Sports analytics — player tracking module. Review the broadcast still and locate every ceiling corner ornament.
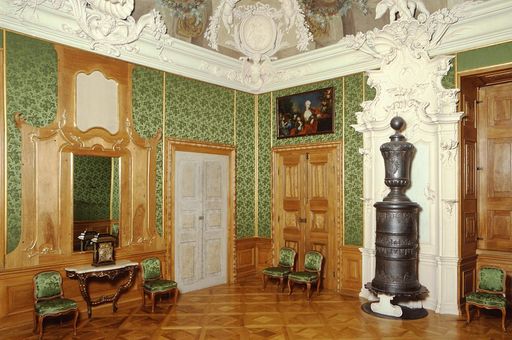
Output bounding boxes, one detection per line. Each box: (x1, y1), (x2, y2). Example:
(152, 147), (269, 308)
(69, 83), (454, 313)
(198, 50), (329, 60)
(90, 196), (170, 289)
(344, 0), (476, 131)
(205, 0), (313, 90)
(11, 0), (169, 58)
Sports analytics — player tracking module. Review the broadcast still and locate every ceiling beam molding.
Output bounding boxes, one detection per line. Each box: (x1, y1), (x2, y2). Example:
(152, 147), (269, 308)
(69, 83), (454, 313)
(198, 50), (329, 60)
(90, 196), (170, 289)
(0, 0), (511, 94)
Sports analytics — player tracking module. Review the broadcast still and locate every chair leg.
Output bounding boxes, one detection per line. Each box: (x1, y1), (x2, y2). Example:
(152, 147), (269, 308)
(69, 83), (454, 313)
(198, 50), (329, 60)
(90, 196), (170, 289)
(73, 309), (79, 336)
(33, 312), (38, 333)
(279, 277), (285, 292)
(316, 277), (321, 295)
(263, 274), (267, 290)
(173, 288), (179, 305)
(465, 303), (471, 325)
(151, 293), (156, 313)
(38, 315), (44, 340)
(288, 279), (293, 295)
(142, 289), (146, 307)
(501, 307), (507, 332)
(306, 282), (312, 301)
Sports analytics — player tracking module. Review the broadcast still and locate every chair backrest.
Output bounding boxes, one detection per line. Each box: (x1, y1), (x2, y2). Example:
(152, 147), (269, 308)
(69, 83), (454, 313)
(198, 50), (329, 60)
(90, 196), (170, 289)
(477, 266), (506, 294)
(304, 250), (323, 272)
(141, 257), (162, 281)
(278, 247), (296, 268)
(33, 271), (63, 301)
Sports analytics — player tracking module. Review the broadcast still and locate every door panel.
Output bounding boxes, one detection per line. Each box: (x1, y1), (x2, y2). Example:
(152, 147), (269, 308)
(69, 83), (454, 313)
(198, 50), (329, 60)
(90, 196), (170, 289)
(175, 151), (228, 292)
(479, 82), (512, 251)
(273, 145), (340, 290)
(459, 78), (479, 307)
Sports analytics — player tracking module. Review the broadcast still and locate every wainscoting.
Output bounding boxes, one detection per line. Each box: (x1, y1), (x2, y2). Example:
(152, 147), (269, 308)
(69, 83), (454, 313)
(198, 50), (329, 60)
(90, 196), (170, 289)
(0, 250), (166, 328)
(235, 238), (272, 281)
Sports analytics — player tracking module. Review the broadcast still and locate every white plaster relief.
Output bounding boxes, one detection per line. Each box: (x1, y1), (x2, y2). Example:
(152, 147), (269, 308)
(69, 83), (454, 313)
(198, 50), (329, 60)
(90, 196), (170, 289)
(11, 0), (169, 58)
(204, 0), (312, 90)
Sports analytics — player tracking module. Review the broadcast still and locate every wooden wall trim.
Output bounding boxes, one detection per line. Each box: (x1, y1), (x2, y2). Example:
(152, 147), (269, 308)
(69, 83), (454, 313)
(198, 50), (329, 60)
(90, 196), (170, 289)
(236, 237), (272, 281)
(340, 245), (362, 297)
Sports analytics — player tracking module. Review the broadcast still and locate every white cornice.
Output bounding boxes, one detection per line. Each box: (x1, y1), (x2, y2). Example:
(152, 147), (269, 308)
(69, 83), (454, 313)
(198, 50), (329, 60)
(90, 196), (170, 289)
(0, 0), (511, 94)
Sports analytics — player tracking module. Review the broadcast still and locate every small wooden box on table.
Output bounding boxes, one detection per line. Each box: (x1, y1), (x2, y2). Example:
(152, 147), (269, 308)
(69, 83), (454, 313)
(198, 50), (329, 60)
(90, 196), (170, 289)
(65, 260), (138, 318)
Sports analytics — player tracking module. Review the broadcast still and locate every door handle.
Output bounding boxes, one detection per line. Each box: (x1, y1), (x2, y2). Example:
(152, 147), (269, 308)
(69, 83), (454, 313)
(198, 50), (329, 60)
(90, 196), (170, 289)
(198, 216), (204, 220)
(298, 217), (307, 223)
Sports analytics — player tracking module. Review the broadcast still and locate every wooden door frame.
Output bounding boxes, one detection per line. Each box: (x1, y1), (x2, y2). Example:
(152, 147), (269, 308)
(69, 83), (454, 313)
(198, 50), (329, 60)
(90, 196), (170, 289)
(458, 63), (512, 309)
(271, 141), (343, 291)
(166, 138), (236, 285)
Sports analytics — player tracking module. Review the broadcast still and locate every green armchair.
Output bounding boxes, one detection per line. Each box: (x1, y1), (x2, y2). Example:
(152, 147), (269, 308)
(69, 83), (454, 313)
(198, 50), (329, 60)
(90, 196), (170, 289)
(262, 247), (297, 291)
(288, 250), (323, 301)
(33, 271), (79, 340)
(465, 266), (508, 331)
(141, 257), (179, 312)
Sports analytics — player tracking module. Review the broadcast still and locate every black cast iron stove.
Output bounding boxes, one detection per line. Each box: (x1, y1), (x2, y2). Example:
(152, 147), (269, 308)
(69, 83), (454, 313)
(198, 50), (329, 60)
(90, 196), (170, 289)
(363, 116), (428, 319)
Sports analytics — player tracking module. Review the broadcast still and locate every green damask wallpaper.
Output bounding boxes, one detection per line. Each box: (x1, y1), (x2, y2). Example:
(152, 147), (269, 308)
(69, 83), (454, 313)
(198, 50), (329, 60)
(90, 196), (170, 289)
(132, 66), (164, 236)
(257, 93), (272, 238)
(73, 155), (113, 221)
(235, 91), (256, 239)
(5, 32), (58, 253)
(166, 74), (234, 144)
(344, 74), (364, 246)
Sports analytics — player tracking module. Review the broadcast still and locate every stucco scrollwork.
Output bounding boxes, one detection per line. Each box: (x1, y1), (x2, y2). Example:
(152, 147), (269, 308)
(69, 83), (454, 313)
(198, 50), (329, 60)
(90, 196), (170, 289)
(205, 0), (312, 90)
(12, 0), (169, 58)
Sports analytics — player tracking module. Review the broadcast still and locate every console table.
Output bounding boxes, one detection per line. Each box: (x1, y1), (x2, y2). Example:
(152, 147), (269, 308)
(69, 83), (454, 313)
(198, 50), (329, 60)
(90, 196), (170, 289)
(65, 260), (138, 318)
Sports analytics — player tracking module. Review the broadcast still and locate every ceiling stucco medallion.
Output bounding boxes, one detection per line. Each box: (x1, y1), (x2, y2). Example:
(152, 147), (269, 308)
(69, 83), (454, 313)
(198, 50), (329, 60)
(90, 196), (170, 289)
(239, 14), (276, 54)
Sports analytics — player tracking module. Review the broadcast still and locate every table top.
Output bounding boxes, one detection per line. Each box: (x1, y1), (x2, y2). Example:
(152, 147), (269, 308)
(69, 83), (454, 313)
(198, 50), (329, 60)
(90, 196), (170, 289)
(65, 259), (138, 274)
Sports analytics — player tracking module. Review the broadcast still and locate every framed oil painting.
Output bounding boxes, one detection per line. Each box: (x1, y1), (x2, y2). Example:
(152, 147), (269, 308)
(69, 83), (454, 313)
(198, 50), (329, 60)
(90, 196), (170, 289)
(276, 87), (334, 138)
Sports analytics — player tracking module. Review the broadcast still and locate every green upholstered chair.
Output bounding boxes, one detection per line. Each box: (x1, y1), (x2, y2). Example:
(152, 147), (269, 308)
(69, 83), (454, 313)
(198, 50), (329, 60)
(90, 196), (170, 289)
(141, 257), (179, 312)
(288, 250), (323, 301)
(465, 266), (508, 331)
(33, 271), (79, 340)
(262, 247), (297, 291)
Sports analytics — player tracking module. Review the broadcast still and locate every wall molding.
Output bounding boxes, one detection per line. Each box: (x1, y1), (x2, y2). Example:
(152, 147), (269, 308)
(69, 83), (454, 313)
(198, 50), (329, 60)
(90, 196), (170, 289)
(0, 0), (511, 93)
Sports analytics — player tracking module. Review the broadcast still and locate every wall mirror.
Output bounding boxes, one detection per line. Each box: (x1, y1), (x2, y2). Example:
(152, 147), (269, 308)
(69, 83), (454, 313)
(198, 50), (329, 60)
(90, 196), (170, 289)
(72, 154), (120, 252)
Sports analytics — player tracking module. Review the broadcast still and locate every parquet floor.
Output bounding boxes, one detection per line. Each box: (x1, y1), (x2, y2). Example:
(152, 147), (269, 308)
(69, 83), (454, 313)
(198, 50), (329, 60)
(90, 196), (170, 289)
(2, 277), (510, 339)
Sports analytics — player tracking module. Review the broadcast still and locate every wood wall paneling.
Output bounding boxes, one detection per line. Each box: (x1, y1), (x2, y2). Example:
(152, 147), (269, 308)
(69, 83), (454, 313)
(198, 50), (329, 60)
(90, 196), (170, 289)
(235, 238), (272, 281)
(340, 245), (362, 296)
(0, 251), (166, 328)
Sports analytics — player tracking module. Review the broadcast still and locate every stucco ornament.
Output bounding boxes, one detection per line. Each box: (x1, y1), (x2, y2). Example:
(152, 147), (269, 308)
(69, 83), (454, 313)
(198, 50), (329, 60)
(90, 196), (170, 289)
(344, 1), (476, 129)
(11, 0), (169, 57)
(205, 0), (312, 90)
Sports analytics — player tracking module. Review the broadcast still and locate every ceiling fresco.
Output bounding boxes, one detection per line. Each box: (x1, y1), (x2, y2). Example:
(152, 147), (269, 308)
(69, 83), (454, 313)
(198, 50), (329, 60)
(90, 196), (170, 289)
(132, 0), (470, 59)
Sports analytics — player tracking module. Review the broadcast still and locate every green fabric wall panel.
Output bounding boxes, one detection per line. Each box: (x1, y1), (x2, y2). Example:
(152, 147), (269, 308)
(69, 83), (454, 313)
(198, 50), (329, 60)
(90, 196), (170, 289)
(235, 91), (256, 239)
(5, 32), (58, 253)
(457, 41), (512, 72)
(344, 74), (364, 246)
(132, 66), (164, 236)
(73, 156), (112, 221)
(166, 73), (234, 144)
(257, 93), (272, 238)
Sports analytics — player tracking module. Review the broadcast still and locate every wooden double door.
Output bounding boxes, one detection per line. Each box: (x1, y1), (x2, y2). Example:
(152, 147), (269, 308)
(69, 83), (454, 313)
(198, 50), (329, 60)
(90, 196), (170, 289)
(460, 70), (512, 307)
(272, 143), (341, 290)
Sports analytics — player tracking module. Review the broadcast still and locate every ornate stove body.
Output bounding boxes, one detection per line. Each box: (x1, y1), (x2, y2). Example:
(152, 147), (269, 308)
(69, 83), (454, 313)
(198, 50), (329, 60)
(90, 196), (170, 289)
(365, 117), (428, 318)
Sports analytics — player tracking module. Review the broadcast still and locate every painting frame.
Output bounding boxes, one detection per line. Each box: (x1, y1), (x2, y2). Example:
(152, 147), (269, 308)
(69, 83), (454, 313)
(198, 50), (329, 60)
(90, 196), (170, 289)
(276, 87), (335, 139)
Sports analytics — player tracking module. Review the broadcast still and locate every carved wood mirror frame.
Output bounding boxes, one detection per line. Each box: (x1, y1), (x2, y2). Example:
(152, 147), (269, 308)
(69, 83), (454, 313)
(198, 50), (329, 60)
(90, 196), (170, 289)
(7, 46), (162, 268)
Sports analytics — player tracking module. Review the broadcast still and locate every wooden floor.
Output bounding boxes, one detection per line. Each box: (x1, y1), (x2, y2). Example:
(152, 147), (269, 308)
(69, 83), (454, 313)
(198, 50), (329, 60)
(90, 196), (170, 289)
(2, 277), (510, 339)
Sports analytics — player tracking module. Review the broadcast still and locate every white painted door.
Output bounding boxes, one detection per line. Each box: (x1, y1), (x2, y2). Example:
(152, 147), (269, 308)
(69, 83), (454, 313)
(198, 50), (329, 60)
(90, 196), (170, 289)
(175, 151), (228, 293)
